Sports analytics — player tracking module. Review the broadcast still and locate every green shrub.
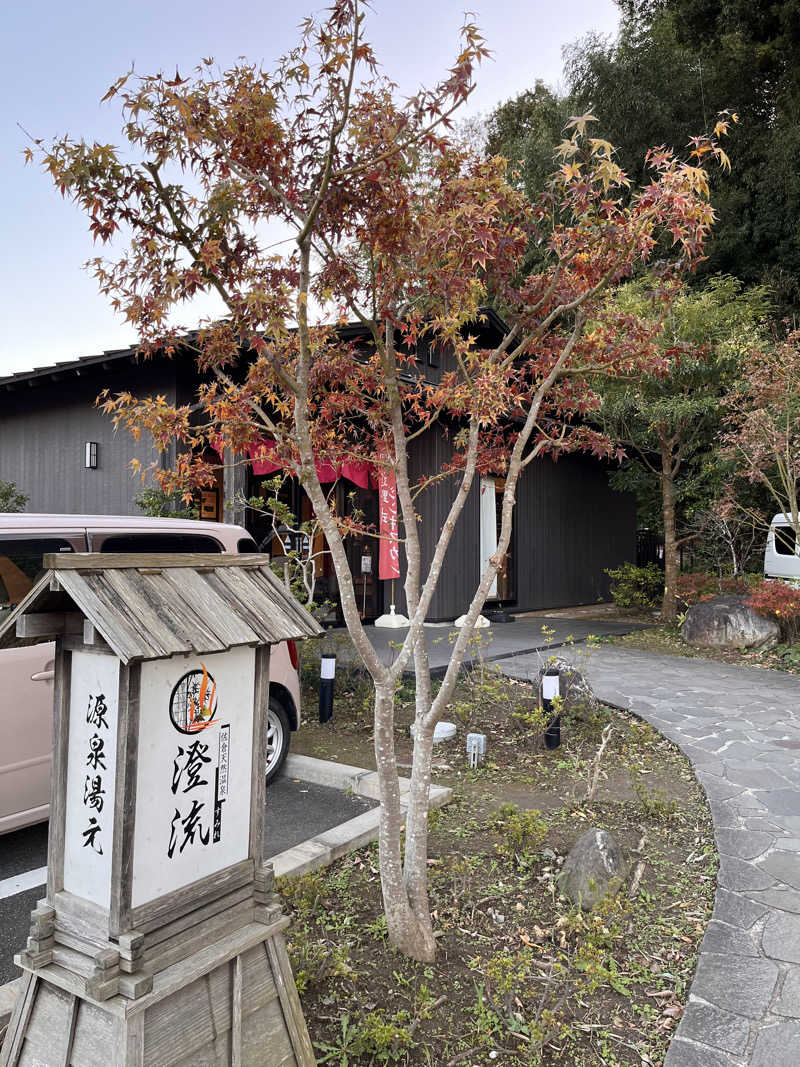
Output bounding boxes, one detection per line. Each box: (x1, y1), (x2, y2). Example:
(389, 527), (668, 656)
(489, 804), (548, 859)
(605, 562), (663, 612)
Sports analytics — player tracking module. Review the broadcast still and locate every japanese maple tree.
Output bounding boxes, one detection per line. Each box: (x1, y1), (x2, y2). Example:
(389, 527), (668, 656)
(36, 0), (731, 960)
(722, 331), (800, 543)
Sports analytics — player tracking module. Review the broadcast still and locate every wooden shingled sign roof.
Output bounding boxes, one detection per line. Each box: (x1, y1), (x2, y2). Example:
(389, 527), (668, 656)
(0, 553), (324, 663)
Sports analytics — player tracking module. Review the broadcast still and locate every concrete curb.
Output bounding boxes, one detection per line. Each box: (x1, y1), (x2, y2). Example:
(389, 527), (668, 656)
(0, 755), (452, 1031)
(271, 754), (452, 879)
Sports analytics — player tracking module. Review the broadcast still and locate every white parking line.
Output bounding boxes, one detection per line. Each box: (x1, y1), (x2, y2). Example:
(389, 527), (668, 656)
(0, 866), (47, 900)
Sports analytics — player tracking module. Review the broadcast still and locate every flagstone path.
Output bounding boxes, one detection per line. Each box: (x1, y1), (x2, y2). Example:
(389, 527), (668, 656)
(499, 645), (800, 1067)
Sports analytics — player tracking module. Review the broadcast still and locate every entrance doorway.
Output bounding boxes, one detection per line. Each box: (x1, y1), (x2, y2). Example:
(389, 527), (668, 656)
(244, 473), (384, 623)
(341, 484), (382, 622)
(480, 477), (516, 606)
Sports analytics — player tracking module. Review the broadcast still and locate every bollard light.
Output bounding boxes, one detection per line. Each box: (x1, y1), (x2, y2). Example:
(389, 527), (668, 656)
(319, 653), (336, 723)
(466, 732), (487, 768)
(542, 667), (561, 750)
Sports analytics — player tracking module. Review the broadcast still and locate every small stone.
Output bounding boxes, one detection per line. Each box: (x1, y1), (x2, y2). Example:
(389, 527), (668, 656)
(557, 828), (627, 911)
(409, 721), (456, 743)
(681, 594), (780, 649)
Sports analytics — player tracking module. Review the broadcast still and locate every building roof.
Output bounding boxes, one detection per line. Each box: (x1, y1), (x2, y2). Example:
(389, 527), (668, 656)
(0, 310), (510, 390)
(0, 553), (323, 663)
(0, 343), (142, 390)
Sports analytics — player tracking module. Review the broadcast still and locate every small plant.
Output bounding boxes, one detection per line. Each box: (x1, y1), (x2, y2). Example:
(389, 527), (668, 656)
(775, 643), (800, 670)
(629, 772), (679, 818)
(489, 804), (548, 861)
(444, 854), (482, 900)
(0, 480), (28, 513)
(365, 912), (389, 941)
(584, 722), (614, 803)
(287, 927), (353, 994)
(315, 1013), (361, 1065)
(135, 485), (199, 519)
(605, 562), (664, 613)
(278, 870), (325, 918)
(316, 1010), (413, 1065)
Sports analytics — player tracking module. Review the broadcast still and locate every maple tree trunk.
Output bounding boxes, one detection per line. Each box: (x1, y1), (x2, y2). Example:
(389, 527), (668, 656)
(400, 639), (436, 960)
(373, 682), (436, 961)
(661, 452), (679, 623)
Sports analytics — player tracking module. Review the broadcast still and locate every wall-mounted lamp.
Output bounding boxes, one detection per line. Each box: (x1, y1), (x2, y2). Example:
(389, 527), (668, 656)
(84, 442), (98, 469)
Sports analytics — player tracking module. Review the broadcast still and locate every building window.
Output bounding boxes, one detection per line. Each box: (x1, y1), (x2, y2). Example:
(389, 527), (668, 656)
(775, 526), (797, 555)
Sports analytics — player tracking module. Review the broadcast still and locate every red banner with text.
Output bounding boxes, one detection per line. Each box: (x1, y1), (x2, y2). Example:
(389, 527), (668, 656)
(378, 454), (401, 580)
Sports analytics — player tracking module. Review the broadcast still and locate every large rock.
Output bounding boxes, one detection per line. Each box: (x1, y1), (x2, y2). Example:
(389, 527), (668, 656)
(533, 657), (596, 719)
(681, 595), (779, 650)
(558, 828), (627, 910)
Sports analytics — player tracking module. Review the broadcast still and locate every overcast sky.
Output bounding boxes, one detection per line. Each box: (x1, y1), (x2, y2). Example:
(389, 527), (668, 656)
(0, 1), (620, 377)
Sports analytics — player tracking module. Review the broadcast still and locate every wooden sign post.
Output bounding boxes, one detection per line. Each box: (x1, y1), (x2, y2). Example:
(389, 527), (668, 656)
(0, 553), (322, 1067)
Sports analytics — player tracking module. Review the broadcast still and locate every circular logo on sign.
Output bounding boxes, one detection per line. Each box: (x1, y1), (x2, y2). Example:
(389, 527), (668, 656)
(169, 665), (218, 734)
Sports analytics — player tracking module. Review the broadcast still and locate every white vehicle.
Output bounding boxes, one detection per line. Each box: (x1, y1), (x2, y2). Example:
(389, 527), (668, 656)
(0, 514), (302, 833)
(764, 513), (800, 581)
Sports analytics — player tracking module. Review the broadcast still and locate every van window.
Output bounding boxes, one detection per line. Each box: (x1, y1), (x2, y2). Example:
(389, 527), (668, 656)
(775, 526), (797, 556)
(0, 538), (74, 614)
(98, 533), (223, 553)
(237, 536), (258, 553)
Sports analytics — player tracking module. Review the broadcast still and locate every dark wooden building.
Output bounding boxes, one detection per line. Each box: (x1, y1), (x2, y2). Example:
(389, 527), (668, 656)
(0, 323), (635, 622)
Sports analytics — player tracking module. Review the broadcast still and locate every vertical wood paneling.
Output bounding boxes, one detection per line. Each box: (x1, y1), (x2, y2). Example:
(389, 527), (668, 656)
(0, 365), (176, 516)
(514, 453), (636, 610)
(403, 430), (635, 620)
(403, 424), (480, 622)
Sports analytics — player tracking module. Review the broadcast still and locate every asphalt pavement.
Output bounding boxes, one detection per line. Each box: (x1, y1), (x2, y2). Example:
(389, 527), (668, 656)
(0, 775), (376, 986)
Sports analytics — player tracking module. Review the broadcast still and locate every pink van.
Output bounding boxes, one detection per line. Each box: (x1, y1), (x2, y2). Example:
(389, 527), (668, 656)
(0, 515), (302, 834)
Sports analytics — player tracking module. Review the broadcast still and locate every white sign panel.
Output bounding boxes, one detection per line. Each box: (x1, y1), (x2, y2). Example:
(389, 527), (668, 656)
(131, 646), (256, 908)
(63, 652), (119, 908)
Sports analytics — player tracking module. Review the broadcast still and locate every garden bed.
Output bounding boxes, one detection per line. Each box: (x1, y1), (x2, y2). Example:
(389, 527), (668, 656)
(286, 667), (716, 1065)
(606, 624), (800, 673)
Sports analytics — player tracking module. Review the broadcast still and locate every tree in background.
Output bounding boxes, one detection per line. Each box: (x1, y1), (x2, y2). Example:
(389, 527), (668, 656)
(597, 276), (768, 620)
(564, 0), (800, 316)
(722, 331), (800, 544)
(38, 0), (729, 960)
(0, 481), (28, 513)
(489, 1), (800, 316)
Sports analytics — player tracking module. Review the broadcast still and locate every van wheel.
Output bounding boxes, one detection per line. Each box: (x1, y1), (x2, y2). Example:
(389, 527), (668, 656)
(266, 698), (290, 783)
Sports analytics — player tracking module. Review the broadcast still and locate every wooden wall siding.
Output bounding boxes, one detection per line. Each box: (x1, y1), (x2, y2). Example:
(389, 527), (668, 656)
(404, 425), (481, 622)
(514, 453), (636, 610)
(400, 428), (635, 621)
(0, 366), (176, 516)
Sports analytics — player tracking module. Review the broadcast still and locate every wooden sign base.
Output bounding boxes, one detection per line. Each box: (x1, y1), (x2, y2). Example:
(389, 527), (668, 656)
(1, 910), (315, 1066)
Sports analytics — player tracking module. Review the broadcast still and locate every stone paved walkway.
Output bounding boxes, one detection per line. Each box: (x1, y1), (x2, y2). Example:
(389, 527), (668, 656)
(499, 645), (800, 1067)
